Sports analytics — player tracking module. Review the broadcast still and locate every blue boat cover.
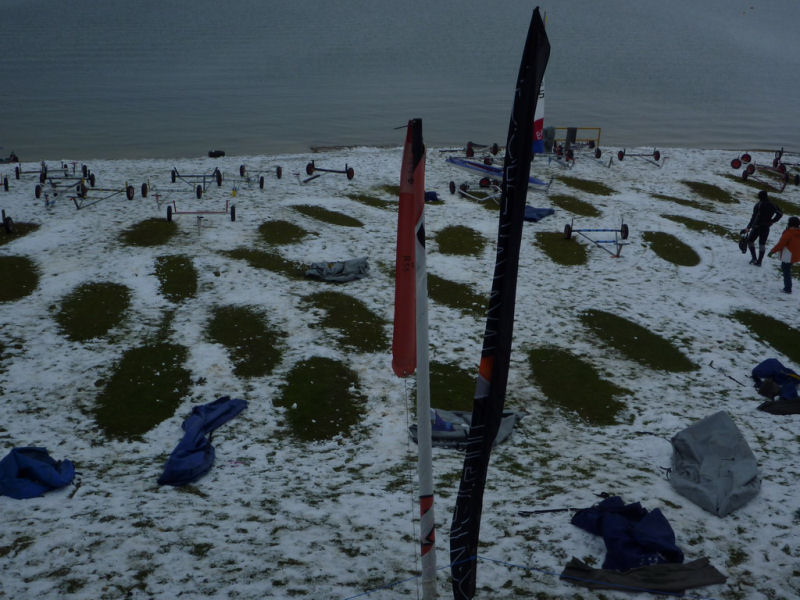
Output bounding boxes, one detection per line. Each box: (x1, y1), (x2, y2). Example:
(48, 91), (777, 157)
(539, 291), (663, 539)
(751, 358), (799, 401)
(524, 206), (554, 222)
(158, 396), (247, 486)
(571, 496), (684, 571)
(0, 447), (75, 499)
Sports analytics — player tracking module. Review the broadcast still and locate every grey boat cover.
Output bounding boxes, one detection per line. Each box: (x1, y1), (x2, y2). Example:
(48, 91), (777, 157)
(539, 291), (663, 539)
(409, 409), (521, 450)
(305, 257), (369, 282)
(670, 411), (760, 517)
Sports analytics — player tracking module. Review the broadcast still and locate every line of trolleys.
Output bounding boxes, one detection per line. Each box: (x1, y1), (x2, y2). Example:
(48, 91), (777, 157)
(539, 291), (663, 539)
(1, 158), (357, 222)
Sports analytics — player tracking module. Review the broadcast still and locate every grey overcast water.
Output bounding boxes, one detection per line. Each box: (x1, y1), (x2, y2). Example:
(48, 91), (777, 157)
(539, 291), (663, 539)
(2, 0), (798, 160)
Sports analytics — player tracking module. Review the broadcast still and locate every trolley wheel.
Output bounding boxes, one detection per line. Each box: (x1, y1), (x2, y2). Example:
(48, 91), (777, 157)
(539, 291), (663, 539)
(563, 223), (572, 240)
(276, 166), (282, 179)
(777, 163), (786, 173)
(594, 148), (602, 159)
(617, 150), (625, 161)
(465, 144), (474, 158)
(305, 162), (315, 175)
(653, 150), (661, 161)
(731, 158), (742, 169)
(794, 174), (800, 186)
(3, 176), (8, 191)
(483, 157), (493, 165)
(78, 182), (88, 197)
(773, 158), (780, 169)
(126, 185), (135, 200)
(566, 149), (574, 160)
(230, 205), (236, 222)
(82, 164), (88, 177)
(746, 163), (756, 175)
(741, 170), (749, 181)
(741, 152), (751, 164)
(196, 185), (202, 199)
(171, 169), (177, 183)
(141, 183), (149, 198)
(35, 184), (42, 198)
(490, 143), (499, 155)
(479, 177), (491, 188)
(215, 168), (223, 186)
(239, 164), (246, 177)
(3, 216), (13, 234)
(449, 181), (456, 194)
(89, 172), (96, 187)
(259, 176), (265, 189)
(588, 141), (596, 149)
(346, 167), (355, 180)
(166, 205), (173, 222)
(15, 166), (20, 179)
(39, 170), (47, 183)
(620, 223), (629, 240)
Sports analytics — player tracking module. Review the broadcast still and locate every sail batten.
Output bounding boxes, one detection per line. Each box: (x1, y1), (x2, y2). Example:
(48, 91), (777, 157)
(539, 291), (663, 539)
(449, 9), (550, 600)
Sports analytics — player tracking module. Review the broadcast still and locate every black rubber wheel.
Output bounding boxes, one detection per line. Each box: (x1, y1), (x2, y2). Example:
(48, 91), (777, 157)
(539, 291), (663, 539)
(230, 205), (236, 222)
(483, 157), (493, 165)
(653, 150), (661, 162)
(196, 185), (202, 199)
(89, 172), (96, 187)
(563, 223), (572, 240)
(479, 177), (491, 188)
(259, 176), (265, 189)
(215, 168), (222, 186)
(3, 216), (13, 234)
(742, 170), (749, 181)
(490, 143), (499, 155)
(15, 166), (20, 179)
(741, 152), (751, 163)
(617, 150), (625, 161)
(239, 164), (246, 177)
(3, 176), (8, 191)
(588, 141), (596, 149)
(35, 184), (42, 198)
(566, 149), (574, 160)
(276, 166), (282, 179)
(39, 170), (46, 183)
(777, 163), (786, 173)
(141, 183), (148, 198)
(594, 148), (602, 159)
(731, 158), (742, 169)
(166, 205), (173, 222)
(171, 169), (177, 183)
(746, 164), (756, 175)
(620, 223), (629, 240)
(126, 185), (135, 200)
(449, 181), (456, 194)
(346, 167), (355, 180)
(82, 164), (88, 177)
(794, 174), (800, 186)
(306, 162), (315, 175)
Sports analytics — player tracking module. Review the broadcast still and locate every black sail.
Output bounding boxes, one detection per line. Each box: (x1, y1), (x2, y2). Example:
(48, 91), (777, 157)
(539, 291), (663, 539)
(449, 8), (549, 599)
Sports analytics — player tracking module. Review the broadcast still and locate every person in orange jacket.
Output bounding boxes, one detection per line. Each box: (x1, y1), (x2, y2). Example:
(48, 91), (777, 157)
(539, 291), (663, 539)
(768, 216), (800, 294)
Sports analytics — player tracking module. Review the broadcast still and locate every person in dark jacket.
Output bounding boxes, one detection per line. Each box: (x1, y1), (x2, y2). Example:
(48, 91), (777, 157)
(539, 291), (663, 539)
(743, 190), (783, 265)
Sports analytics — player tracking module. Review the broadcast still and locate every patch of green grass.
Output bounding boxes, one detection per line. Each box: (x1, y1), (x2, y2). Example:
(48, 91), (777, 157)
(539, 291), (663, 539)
(557, 176), (616, 196)
(731, 310), (800, 365)
(0, 222), (40, 246)
(642, 231), (700, 266)
(651, 193), (715, 212)
(680, 181), (736, 204)
(549, 193), (601, 217)
(435, 225), (487, 257)
(580, 309), (697, 372)
(533, 231), (589, 266)
(404, 361), (476, 413)
(222, 248), (305, 279)
(55, 281), (131, 341)
(427, 273), (486, 317)
(660, 214), (735, 239)
(293, 204), (363, 227)
(154, 255), (197, 303)
(346, 193), (395, 210)
(274, 356), (366, 441)
(302, 290), (388, 353)
(120, 218), (177, 246)
(0, 255), (39, 302)
(377, 184), (400, 196)
(528, 346), (628, 426)
(94, 342), (192, 439)
(257, 220), (312, 245)
(206, 305), (285, 378)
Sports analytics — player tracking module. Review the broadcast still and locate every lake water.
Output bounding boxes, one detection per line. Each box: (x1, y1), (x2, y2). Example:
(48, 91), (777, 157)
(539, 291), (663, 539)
(2, 0), (799, 160)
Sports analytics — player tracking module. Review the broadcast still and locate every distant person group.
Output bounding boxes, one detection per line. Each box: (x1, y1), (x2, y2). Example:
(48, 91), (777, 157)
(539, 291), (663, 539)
(742, 190), (799, 294)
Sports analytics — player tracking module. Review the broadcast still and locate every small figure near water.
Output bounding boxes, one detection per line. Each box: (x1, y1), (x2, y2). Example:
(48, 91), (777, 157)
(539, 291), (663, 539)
(742, 190), (783, 266)
(768, 215), (800, 294)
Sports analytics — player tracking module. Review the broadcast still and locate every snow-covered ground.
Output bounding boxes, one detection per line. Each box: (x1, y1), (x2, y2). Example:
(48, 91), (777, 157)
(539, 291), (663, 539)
(0, 144), (798, 600)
